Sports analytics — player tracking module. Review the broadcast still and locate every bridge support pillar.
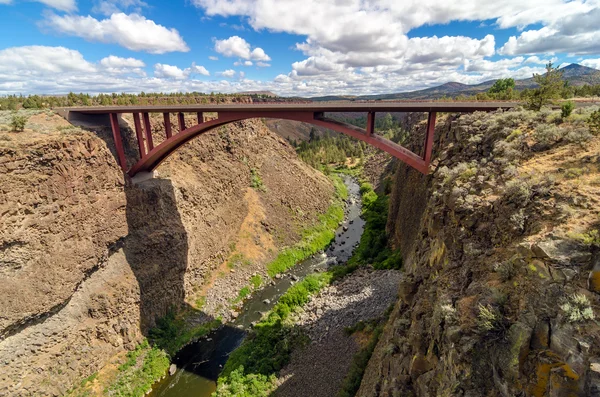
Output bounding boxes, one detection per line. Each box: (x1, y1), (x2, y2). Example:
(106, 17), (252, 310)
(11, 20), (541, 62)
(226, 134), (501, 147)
(131, 171), (158, 185)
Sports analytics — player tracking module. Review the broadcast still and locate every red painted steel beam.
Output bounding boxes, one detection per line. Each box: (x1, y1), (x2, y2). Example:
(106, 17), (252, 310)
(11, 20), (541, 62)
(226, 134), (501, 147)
(142, 112), (154, 151)
(366, 111), (375, 136)
(132, 113), (146, 158)
(163, 112), (172, 139)
(109, 113), (127, 172)
(178, 112), (186, 132)
(423, 112), (436, 166)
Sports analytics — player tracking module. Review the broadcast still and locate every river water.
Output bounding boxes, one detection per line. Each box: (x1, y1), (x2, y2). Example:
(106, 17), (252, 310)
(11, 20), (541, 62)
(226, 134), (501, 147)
(148, 176), (365, 397)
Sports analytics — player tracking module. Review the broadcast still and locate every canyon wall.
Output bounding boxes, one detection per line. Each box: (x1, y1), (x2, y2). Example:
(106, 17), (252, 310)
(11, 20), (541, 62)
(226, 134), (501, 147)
(360, 109), (600, 396)
(0, 114), (333, 396)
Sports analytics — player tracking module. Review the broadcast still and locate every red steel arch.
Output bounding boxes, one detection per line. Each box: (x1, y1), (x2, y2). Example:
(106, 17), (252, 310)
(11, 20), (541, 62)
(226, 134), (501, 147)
(65, 102), (516, 176)
(127, 110), (435, 175)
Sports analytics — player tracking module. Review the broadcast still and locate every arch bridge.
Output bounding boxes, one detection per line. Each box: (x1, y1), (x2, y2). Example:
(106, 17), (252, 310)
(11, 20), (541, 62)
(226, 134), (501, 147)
(63, 102), (515, 176)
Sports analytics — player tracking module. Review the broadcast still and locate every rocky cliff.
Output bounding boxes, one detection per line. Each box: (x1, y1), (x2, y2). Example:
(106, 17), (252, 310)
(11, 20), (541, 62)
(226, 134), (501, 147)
(359, 108), (600, 396)
(0, 112), (334, 396)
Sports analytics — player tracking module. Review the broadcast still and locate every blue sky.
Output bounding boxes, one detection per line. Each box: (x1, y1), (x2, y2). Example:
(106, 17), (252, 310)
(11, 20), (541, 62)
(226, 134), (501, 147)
(0, 0), (599, 96)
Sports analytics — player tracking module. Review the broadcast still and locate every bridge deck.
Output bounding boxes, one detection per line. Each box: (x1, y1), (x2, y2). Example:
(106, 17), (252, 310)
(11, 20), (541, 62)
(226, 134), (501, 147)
(63, 101), (517, 114)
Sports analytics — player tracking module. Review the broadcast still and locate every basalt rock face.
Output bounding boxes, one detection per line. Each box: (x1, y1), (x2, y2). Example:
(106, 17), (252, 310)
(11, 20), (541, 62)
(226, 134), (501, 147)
(359, 109), (600, 396)
(0, 118), (333, 396)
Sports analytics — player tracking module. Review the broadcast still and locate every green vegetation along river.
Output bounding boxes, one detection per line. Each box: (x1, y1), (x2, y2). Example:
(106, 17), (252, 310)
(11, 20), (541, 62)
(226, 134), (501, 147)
(148, 176), (365, 397)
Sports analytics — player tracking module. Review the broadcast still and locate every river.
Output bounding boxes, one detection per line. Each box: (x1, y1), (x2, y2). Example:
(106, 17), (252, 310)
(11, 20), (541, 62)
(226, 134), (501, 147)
(148, 175), (365, 397)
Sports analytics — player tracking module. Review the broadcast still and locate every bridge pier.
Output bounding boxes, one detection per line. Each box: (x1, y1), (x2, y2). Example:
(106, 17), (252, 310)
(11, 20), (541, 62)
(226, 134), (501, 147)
(131, 171), (158, 185)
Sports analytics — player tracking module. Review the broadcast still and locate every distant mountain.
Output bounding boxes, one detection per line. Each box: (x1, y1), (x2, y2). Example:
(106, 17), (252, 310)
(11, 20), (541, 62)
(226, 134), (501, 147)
(306, 63), (600, 101)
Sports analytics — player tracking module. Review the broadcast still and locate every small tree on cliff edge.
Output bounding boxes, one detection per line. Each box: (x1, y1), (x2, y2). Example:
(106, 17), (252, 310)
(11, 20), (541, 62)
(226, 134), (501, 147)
(526, 62), (564, 111)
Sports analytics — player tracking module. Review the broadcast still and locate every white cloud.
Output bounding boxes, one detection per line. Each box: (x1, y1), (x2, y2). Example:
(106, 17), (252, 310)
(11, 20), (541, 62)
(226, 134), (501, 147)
(42, 12), (189, 54)
(234, 60), (253, 66)
(218, 69), (236, 78)
(189, 63), (210, 76)
(581, 58), (600, 70)
(154, 62), (210, 79)
(208, 56), (219, 61)
(99, 55), (146, 75)
(256, 62), (270, 67)
(154, 63), (188, 79)
(100, 55), (145, 68)
(499, 8), (600, 55)
(193, 0), (600, 90)
(214, 36), (271, 61)
(524, 55), (557, 65)
(0, 46), (95, 74)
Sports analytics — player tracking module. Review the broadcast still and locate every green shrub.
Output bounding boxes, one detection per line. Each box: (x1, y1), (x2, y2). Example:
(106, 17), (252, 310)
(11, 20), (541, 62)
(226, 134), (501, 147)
(106, 340), (170, 397)
(9, 113), (27, 132)
(349, 187), (402, 270)
(560, 294), (595, 323)
(564, 127), (593, 145)
(503, 179), (531, 206)
(533, 124), (563, 146)
(567, 230), (600, 246)
(477, 304), (507, 334)
(561, 101), (575, 119)
(588, 109), (600, 135)
(250, 275), (262, 289)
(250, 168), (266, 192)
(359, 182), (373, 195)
(213, 366), (276, 397)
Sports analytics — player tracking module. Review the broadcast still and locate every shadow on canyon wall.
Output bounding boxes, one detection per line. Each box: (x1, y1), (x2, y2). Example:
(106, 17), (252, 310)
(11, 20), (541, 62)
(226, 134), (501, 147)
(76, 112), (215, 334)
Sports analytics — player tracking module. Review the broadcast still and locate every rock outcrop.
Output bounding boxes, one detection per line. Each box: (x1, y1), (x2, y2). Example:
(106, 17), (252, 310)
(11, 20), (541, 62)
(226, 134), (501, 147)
(359, 109), (600, 396)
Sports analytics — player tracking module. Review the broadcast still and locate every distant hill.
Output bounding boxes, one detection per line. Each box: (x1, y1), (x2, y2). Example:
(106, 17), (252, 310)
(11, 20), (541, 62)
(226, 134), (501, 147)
(306, 63), (600, 101)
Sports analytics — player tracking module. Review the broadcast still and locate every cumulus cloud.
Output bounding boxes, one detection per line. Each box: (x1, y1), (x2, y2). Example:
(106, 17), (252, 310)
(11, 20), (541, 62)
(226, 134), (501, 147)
(0, 45), (558, 97)
(218, 69), (237, 78)
(42, 12), (189, 54)
(154, 62), (210, 79)
(193, 0), (600, 92)
(208, 56), (219, 61)
(214, 36), (271, 61)
(100, 55), (145, 68)
(0, 46), (95, 74)
(581, 58), (600, 70)
(499, 8), (600, 55)
(99, 55), (146, 75)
